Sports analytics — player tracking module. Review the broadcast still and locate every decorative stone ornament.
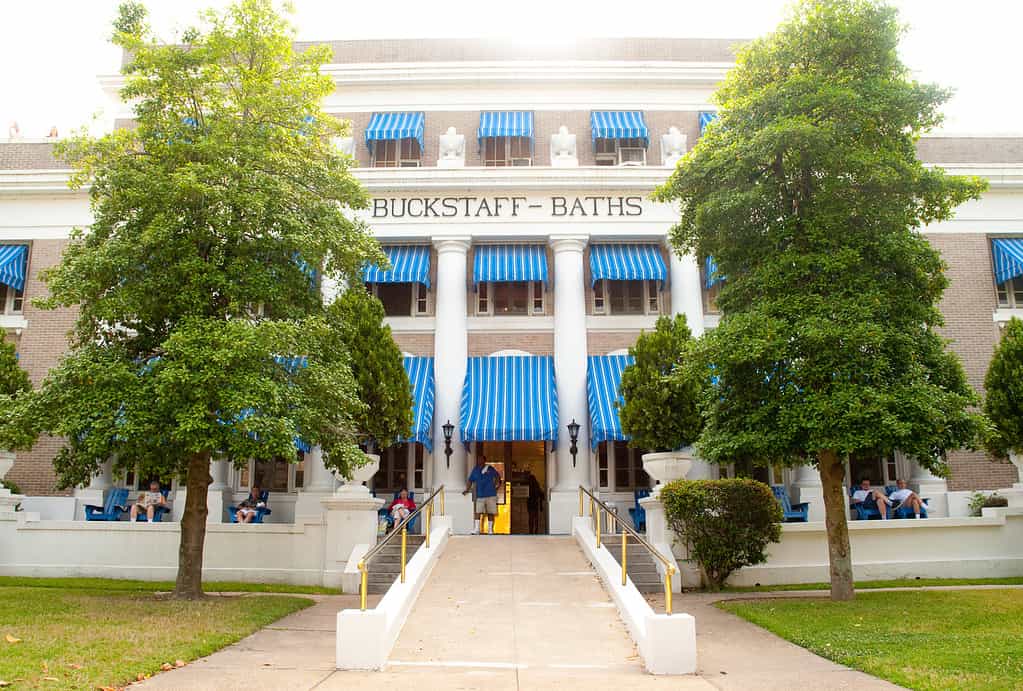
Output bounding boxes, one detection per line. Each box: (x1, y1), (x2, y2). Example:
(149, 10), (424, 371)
(335, 453), (380, 495)
(550, 125), (578, 167)
(331, 136), (355, 157)
(438, 127), (465, 167)
(642, 449), (695, 495)
(660, 126), (687, 167)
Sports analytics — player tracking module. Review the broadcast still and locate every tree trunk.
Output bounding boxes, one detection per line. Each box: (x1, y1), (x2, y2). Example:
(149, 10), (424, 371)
(817, 450), (855, 601)
(173, 451), (211, 600)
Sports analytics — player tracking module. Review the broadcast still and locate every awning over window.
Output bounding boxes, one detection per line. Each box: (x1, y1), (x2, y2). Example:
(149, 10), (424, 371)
(590, 111), (649, 146)
(477, 111), (534, 142)
(699, 111), (718, 134)
(705, 256), (724, 289)
(992, 238), (1023, 285)
(0, 245), (28, 291)
(473, 244), (548, 286)
(460, 355), (559, 442)
(362, 245), (431, 287)
(403, 356), (435, 451)
(589, 244), (666, 286)
(587, 354), (634, 448)
(365, 112), (425, 152)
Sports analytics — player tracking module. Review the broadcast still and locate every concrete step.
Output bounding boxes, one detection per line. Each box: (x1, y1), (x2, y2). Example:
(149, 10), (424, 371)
(602, 539), (664, 593)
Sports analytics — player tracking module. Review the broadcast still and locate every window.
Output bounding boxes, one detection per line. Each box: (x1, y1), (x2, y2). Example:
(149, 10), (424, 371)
(477, 282), (544, 316)
(996, 278), (1023, 308)
(366, 283), (429, 317)
(592, 280), (660, 315)
(594, 137), (646, 166)
(236, 453), (304, 492)
(598, 441), (649, 491)
(849, 451), (898, 487)
(481, 136), (531, 167)
(372, 443), (426, 494)
(372, 138), (421, 168)
(0, 283), (24, 315)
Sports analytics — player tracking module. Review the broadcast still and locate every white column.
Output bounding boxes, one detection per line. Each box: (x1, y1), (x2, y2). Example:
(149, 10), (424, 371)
(295, 445), (334, 518)
(432, 236), (473, 532)
(204, 457), (230, 523)
(908, 455), (949, 517)
(792, 464), (825, 521)
(89, 459), (114, 491)
(668, 248), (704, 338)
(549, 235), (590, 534)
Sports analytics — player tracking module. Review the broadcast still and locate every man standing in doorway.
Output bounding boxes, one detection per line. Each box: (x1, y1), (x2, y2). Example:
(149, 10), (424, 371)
(463, 455), (501, 534)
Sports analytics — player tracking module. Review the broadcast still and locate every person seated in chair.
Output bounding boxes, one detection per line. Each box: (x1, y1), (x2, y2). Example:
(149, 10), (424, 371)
(851, 478), (888, 519)
(129, 480), (167, 523)
(388, 488), (416, 529)
(236, 486), (267, 524)
(889, 478), (926, 518)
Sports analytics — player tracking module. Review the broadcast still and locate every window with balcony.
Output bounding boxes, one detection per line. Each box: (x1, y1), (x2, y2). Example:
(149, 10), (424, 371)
(592, 279), (660, 315)
(477, 282), (544, 316)
(594, 137), (647, 166)
(372, 138), (422, 168)
(481, 136), (532, 167)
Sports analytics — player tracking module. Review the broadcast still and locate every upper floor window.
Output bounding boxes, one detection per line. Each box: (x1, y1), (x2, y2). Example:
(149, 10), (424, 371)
(593, 279), (659, 315)
(594, 137), (647, 166)
(477, 281), (544, 316)
(478, 112), (534, 167)
(365, 112), (425, 169)
(0, 244), (28, 316)
(590, 111), (649, 167)
(367, 282), (430, 317)
(472, 244), (548, 316)
(0, 283), (24, 315)
(361, 245), (432, 317)
(997, 278), (1023, 308)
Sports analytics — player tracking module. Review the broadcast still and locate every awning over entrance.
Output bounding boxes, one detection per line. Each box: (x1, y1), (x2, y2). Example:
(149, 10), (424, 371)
(705, 256), (724, 289)
(460, 355), (559, 442)
(586, 354), (634, 447)
(0, 245), (28, 291)
(589, 244), (666, 286)
(365, 112), (426, 152)
(477, 111), (534, 141)
(362, 245), (431, 287)
(992, 238), (1023, 285)
(473, 244), (548, 286)
(589, 111), (649, 146)
(403, 356), (435, 451)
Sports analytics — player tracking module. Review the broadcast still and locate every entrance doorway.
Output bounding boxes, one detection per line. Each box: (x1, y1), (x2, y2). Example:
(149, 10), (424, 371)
(475, 441), (547, 535)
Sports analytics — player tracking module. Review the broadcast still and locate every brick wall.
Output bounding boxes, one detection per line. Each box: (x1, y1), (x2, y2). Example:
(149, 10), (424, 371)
(5, 239), (77, 496)
(927, 232), (1019, 490)
(587, 331), (640, 355)
(468, 332), (554, 356)
(392, 332), (434, 356)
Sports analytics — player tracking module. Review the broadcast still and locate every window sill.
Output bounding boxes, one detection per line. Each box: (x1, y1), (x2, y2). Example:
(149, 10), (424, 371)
(384, 316), (436, 332)
(586, 314), (659, 331)
(0, 315), (28, 333)
(467, 316), (554, 331)
(993, 308), (1023, 323)
(704, 313), (721, 329)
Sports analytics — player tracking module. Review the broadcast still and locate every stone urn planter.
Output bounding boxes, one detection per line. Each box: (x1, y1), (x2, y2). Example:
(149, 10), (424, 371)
(642, 449), (695, 495)
(334, 453), (380, 496)
(1010, 452), (1023, 489)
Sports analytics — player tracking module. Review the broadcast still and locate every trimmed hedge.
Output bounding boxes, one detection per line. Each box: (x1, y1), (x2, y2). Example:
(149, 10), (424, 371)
(661, 479), (782, 590)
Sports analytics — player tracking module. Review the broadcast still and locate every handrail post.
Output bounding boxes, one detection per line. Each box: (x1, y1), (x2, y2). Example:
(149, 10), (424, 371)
(425, 504), (432, 548)
(400, 527), (407, 584)
(578, 486), (583, 516)
(621, 528), (628, 586)
(441, 487), (445, 516)
(358, 561), (367, 611)
(665, 567), (674, 616)
(595, 504), (602, 548)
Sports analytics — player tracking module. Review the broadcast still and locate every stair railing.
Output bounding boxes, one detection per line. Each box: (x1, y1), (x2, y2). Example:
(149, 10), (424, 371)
(579, 485), (676, 615)
(357, 485), (445, 611)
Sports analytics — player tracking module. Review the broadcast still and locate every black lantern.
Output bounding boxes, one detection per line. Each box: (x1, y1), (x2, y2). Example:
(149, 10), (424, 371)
(567, 419), (580, 467)
(442, 419), (454, 468)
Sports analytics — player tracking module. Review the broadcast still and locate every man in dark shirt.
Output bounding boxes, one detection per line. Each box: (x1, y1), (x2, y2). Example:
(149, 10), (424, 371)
(525, 471), (543, 534)
(463, 456), (501, 534)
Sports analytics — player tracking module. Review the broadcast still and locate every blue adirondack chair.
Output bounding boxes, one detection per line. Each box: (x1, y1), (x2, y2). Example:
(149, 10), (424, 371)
(771, 485), (809, 522)
(229, 490), (272, 523)
(888, 487), (929, 519)
(132, 488), (171, 521)
(377, 491), (419, 533)
(83, 487), (130, 521)
(850, 486), (886, 520)
(628, 489), (650, 532)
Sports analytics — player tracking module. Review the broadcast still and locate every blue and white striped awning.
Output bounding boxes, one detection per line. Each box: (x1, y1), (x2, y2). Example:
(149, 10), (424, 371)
(477, 111), (534, 141)
(589, 244), (666, 286)
(699, 111), (718, 134)
(705, 256), (724, 289)
(587, 354), (634, 448)
(403, 356), (435, 451)
(460, 355), (559, 442)
(473, 245), (548, 286)
(362, 245), (431, 287)
(365, 112), (425, 152)
(590, 111), (649, 146)
(992, 238), (1023, 285)
(0, 245), (28, 291)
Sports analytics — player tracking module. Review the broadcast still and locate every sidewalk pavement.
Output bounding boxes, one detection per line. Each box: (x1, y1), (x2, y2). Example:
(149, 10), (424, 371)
(136, 536), (902, 690)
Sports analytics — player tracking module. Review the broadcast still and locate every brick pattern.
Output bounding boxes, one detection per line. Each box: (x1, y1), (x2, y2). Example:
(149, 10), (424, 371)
(392, 332), (434, 356)
(927, 232), (1019, 489)
(587, 331), (640, 355)
(468, 332), (554, 356)
(916, 137), (1023, 164)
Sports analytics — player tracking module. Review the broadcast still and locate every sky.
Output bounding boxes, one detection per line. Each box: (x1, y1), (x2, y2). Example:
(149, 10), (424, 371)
(1, 0), (1019, 139)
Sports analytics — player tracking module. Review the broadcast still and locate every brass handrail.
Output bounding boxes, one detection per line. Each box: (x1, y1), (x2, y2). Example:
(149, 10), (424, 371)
(357, 485), (445, 610)
(578, 485), (675, 616)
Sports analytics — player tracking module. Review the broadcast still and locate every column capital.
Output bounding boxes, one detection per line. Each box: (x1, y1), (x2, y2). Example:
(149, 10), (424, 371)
(432, 236), (473, 254)
(549, 234), (589, 254)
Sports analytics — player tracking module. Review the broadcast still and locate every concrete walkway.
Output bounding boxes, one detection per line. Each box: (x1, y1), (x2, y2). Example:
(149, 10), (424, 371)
(137, 536), (903, 690)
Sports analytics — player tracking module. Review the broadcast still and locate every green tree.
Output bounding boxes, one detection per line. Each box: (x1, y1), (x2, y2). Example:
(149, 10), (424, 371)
(654, 0), (987, 601)
(618, 314), (704, 451)
(0, 0), (385, 599)
(327, 288), (413, 448)
(984, 318), (1023, 467)
(0, 329), (31, 398)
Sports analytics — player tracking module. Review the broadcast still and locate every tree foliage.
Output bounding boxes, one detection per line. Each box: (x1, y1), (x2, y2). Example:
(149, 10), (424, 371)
(0, 330), (30, 399)
(654, 0), (987, 599)
(618, 314), (704, 452)
(984, 318), (1023, 458)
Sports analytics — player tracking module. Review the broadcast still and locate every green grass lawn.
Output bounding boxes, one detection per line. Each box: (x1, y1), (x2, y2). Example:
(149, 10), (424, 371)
(725, 576), (1023, 592)
(0, 575), (338, 594)
(0, 584), (313, 690)
(721, 589), (1023, 691)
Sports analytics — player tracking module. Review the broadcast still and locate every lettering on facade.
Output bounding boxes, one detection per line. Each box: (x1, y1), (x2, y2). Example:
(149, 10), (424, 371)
(371, 196), (644, 219)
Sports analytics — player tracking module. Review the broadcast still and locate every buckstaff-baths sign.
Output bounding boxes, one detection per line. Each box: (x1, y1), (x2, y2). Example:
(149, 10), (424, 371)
(371, 195), (645, 219)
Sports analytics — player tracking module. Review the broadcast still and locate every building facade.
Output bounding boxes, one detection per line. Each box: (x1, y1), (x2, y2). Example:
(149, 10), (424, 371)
(1, 38), (1021, 533)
